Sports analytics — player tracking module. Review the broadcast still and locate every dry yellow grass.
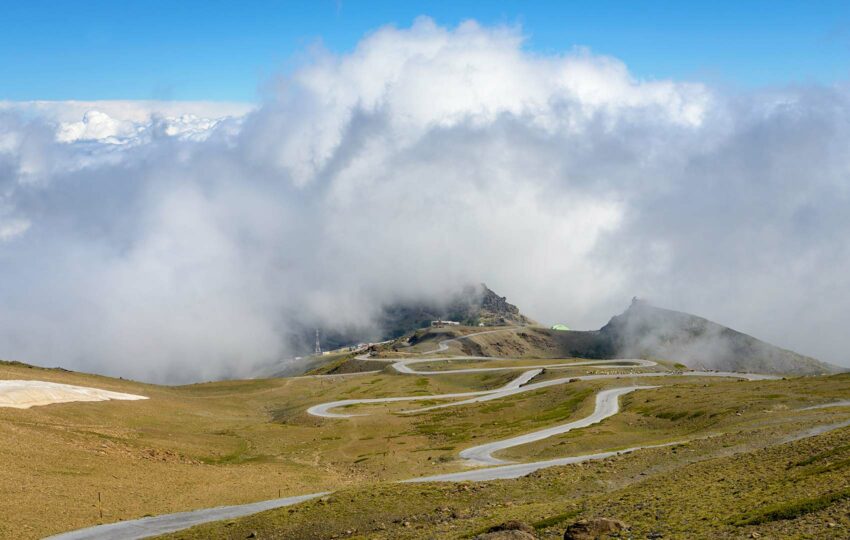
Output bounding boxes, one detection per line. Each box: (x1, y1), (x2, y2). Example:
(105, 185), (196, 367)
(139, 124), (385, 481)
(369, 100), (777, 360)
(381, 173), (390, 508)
(0, 360), (527, 538)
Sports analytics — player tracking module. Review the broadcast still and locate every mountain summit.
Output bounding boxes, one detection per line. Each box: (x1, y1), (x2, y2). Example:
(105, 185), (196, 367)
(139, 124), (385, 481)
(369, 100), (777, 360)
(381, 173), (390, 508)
(285, 284), (533, 357)
(377, 283), (534, 338)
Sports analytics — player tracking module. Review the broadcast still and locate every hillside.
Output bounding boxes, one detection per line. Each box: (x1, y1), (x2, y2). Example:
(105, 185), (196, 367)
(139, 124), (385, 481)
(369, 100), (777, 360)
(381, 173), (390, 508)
(3, 298), (844, 538)
(3, 339), (850, 539)
(0, 358), (529, 538)
(160, 413), (850, 540)
(455, 299), (841, 375)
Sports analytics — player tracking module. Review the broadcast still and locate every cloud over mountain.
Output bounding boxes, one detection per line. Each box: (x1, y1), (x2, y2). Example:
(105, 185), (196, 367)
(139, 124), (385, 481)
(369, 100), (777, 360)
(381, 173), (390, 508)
(0, 18), (848, 382)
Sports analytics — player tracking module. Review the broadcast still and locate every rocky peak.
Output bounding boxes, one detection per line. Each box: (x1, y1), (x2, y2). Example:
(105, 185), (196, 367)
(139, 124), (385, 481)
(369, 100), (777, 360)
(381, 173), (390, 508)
(477, 284), (533, 326)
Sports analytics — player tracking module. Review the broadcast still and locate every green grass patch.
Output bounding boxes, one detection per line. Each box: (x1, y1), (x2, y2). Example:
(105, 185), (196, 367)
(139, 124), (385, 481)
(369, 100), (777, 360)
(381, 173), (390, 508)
(479, 402), (515, 413)
(532, 508), (581, 529)
(528, 389), (592, 424)
(655, 411), (689, 421)
(198, 436), (251, 465)
(804, 457), (850, 475)
(733, 487), (850, 526)
(791, 443), (850, 468)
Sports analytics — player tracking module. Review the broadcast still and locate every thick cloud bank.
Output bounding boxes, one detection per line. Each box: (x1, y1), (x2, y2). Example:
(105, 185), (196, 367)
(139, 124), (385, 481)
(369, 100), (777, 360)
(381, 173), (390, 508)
(1, 19), (848, 382)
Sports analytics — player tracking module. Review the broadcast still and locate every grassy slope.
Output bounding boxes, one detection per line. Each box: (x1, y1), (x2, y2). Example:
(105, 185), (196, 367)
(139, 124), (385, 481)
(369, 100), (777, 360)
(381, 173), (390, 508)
(159, 415), (850, 539)
(0, 360), (518, 538)
(2, 342), (849, 539)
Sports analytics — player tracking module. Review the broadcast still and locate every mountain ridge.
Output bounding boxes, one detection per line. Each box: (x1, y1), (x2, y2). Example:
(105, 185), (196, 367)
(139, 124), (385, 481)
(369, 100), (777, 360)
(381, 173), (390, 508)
(453, 298), (841, 375)
(273, 292), (841, 378)
(601, 298), (840, 374)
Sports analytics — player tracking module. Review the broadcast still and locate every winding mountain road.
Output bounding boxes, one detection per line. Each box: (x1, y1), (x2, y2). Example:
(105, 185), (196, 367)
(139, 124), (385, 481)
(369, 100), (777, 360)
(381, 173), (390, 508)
(458, 386), (657, 465)
(48, 327), (792, 540)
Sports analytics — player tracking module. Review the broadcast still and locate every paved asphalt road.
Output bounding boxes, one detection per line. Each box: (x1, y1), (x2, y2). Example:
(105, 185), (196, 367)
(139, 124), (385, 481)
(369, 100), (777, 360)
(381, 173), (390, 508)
(458, 385), (657, 465)
(44, 493), (330, 540)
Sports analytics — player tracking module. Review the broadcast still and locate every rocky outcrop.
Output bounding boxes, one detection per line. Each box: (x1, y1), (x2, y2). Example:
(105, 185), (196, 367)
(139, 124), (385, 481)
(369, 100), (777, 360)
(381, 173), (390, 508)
(478, 285), (534, 326)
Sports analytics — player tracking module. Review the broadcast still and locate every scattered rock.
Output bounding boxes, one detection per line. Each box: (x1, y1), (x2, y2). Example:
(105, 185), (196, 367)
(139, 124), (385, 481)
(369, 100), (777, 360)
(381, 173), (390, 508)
(563, 518), (628, 540)
(246, 532), (257, 539)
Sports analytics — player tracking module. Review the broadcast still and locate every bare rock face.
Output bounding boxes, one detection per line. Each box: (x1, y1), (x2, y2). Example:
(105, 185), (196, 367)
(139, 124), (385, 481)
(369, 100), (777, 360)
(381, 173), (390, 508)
(563, 518), (628, 540)
(479, 285), (535, 325)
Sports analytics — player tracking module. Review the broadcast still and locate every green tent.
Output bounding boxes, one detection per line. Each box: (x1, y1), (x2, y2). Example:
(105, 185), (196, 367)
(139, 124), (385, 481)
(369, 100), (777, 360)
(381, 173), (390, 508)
(551, 324), (570, 331)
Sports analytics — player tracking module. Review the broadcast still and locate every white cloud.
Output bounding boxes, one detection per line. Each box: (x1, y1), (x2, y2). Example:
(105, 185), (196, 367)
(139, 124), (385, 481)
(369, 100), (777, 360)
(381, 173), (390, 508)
(0, 19), (848, 382)
(0, 100), (253, 145)
(0, 99), (253, 123)
(0, 219), (30, 241)
(55, 110), (132, 143)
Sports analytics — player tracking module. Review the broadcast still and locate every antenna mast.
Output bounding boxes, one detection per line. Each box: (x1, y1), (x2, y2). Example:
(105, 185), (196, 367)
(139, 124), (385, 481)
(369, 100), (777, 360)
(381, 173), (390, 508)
(314, 328), (322, 355)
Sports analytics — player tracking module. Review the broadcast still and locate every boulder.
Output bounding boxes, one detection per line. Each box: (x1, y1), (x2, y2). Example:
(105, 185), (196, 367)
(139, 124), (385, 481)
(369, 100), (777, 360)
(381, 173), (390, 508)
(563, 518), (628, 539)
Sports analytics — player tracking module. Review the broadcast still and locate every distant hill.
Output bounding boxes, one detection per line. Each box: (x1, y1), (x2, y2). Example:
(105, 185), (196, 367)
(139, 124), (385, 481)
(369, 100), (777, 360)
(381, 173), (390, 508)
(604, 299), (844, 374)
(457, 298), (842, 376)
(306, 283), (530, 347)
(255, 284), (534, 377)
(269, 294), (840, 377)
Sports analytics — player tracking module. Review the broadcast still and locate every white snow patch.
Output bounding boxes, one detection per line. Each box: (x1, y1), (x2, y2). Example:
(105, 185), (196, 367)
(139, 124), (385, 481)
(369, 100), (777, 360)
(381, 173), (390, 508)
(0, 380), (148, 409)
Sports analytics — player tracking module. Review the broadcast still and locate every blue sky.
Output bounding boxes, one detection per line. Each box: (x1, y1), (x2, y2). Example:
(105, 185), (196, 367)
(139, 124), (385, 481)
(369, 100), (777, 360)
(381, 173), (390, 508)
(2, 0), (849, 102)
